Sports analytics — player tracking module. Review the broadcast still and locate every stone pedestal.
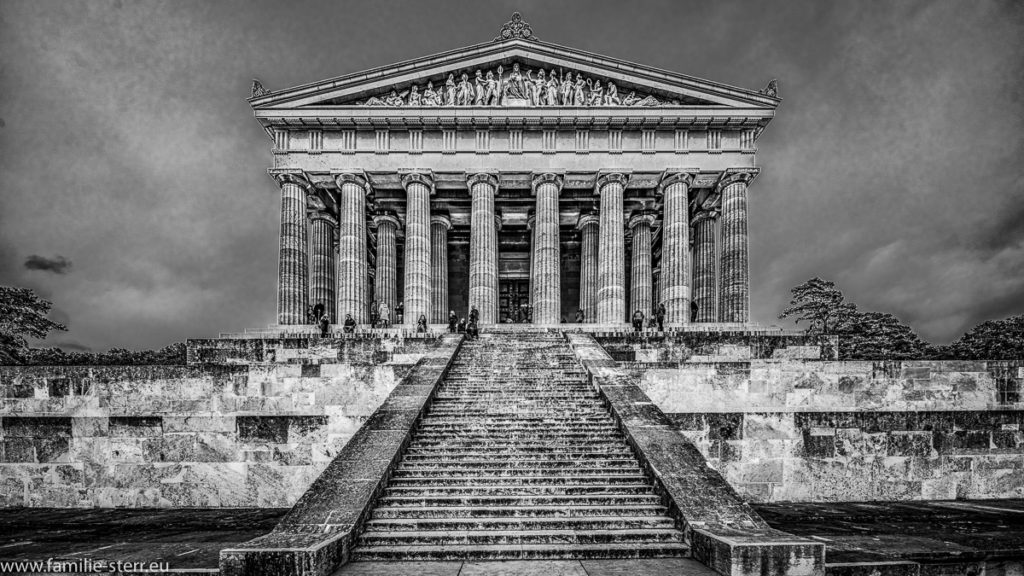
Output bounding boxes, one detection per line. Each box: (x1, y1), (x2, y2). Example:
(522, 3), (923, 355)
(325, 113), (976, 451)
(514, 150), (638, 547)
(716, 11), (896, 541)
(659, 171), (695, 325)
(468, 173), (499, 324)
(719, 170), (756, 323)
(576, 211), (599, 323)
(531, 173), (563, 325)
(309, 211), (338, 323)
(401, 171), (434, 327)
(430, 213), (451, 323)
(275, 174), (310, 325)
(335, 173), (370, 324)
(692, 211), (718, 323)
(595, 172), (629, 324)
(372, 211), (400, 320)
(628, 210), (656, 318)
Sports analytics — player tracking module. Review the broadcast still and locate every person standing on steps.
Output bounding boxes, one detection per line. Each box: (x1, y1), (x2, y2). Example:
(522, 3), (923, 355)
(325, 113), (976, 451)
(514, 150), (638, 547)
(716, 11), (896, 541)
(369, 299), (379, 328)
(656, 303), (666, 332)
(466, 319), (479, 340)
(342, 313), (356, 334)
(378, 302), (390, 329)
(691, 301), (699, 323)
(469, 305), (479, 326)
(395, 302), (404, 325)
(448, 311), (458, 333)
(457, 317), (467, 333)
(574, 309), (584, 323)
(632, 309), (645, 333)
(312, 301), (325, 325)
(318, 313), (330, 338)
(416, 314), (428, 333)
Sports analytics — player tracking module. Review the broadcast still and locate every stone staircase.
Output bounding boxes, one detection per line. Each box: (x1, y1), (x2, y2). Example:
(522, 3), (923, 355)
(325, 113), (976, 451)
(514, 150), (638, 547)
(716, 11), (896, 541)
(350, 332), (688, 561)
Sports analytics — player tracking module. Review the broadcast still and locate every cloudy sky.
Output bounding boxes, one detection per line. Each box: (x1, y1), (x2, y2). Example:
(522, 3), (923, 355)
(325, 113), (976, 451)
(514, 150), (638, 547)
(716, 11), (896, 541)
(1, 0), (1022, 351)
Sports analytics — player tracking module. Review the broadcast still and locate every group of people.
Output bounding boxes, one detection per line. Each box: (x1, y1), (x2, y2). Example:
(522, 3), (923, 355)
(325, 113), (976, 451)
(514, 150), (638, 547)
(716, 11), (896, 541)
(447, 306), (481, 339)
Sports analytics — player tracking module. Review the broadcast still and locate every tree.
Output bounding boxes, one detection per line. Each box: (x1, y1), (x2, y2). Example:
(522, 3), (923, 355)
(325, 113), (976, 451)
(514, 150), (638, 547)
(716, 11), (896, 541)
(838, 311), (929, 360)
(0, 286), (66, 364)
(778, 277), (858, 334)
(936, 315), (1024, 360)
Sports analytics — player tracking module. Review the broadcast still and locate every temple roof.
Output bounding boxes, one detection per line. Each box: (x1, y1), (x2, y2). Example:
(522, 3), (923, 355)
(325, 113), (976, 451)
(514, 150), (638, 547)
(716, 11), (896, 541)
(249, 13), (780, 115)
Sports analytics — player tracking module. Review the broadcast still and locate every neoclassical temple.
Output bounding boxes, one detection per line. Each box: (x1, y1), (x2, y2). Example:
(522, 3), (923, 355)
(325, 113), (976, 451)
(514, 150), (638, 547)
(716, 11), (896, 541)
(251, 13), (779, 327)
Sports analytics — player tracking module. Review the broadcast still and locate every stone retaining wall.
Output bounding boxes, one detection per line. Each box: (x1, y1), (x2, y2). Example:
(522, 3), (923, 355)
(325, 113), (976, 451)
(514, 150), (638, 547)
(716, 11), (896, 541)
(0, 336), (447, 508)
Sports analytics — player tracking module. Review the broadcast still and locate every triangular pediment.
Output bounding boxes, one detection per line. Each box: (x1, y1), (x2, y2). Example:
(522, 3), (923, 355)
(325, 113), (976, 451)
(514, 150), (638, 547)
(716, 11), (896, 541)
(251, 38), (779, 112)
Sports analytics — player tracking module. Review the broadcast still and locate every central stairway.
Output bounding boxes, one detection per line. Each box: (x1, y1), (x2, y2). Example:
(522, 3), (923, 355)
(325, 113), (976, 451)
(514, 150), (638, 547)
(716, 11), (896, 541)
(350, 332), (688, 561)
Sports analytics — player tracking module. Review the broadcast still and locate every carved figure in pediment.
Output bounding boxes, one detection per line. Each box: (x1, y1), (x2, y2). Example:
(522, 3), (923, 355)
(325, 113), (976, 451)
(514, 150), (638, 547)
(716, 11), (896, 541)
(761, 79), (779, 98)
(456, 73), (473, 105)
(637, 95), (661, 106)
(407, 85), (421, 106)
(365, 96), (386, 106)
(546, 70), (559, 105)
(524, 70), (540, 105)
(572, 74), (587, 106)
(559, 72), (572, 105)
(444, 74), (457, 106)
(605, 82), (621, 105)
(533, 70), (547, 105)
(474, 70), (486, 105)
(503, 62), (529, 101)
(622, 91), (641, 106)
(586, 78), (604, 106)
(384, 90), (406, 106)
(423, 81), (440, 106)
(487, 70), (503, 105)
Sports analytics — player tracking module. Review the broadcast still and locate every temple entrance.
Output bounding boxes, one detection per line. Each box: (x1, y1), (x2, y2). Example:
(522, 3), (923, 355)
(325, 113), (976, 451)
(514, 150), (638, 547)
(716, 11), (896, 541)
(499, 278), (530, 323)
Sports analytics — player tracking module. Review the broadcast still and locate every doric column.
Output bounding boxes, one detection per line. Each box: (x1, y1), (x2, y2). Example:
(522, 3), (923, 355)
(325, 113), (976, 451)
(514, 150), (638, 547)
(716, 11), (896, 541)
(468, 172), (499, 324)
(595, 172), (629, 324)
(274, 172), (310, 325)
(628, 209), (656, 321)
(401, 170), (434, 327)
(576, 211), (599, 323)
(334, 173), (371, 324)
(692, 210), (719, 323)
(309, 211), (338, 323)
(531, 173), (563, 325)
(658, 171), (697, 325)
(430, 213), (451, 323)
(371, 210), (400, 317)
(719, 169), (757, 323)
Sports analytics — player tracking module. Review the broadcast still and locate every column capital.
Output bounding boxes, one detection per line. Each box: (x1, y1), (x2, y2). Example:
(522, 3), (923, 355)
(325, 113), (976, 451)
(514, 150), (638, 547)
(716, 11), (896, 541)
(309, 210), (338, 226)
(576, 210), (599, 231)
(495, 210), (504, 232)
(372, 209), (401, 230)
(268, 168), (313, 190)
(531, 172), (564, 193)
(691, 210), (719, 226)
(595, 171), (630, 194)
(467, 172), (499, 190)
(628, 209), (658, 230)
(333, 171), (371, 194)
(657, 169), (700, 194)
(717, 167), (760, 191)
(399, 169), (436, 194)
(431, 213), (452, 230)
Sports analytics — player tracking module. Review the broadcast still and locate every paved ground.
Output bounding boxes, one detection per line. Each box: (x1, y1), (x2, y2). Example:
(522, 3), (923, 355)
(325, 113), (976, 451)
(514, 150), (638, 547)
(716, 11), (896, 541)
(1, 501), (1023, 573)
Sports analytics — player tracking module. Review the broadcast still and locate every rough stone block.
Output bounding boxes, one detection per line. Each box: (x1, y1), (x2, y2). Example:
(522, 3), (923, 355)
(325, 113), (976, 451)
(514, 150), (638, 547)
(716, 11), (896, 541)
(691, 528), (825, 576)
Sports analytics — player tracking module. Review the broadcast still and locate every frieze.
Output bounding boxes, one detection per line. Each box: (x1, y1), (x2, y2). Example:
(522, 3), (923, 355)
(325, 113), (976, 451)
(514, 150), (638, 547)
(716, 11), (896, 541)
(359, 61), (671, 108)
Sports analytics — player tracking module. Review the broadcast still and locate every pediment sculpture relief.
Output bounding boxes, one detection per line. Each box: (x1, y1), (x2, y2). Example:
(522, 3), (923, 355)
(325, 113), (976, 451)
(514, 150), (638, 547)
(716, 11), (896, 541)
(360, 63), (671, 108)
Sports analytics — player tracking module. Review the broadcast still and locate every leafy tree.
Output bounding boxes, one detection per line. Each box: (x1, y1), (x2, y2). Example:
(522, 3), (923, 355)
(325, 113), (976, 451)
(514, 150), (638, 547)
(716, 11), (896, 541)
(838, 311), (929, 360)
(0, 286), (66, 364)
(778, 277), (858, 334)
(935, 315), (1024, 360)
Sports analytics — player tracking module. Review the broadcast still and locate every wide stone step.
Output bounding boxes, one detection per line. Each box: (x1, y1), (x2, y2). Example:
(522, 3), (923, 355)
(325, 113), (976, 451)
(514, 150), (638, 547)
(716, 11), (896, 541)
(401, 452), (635, 462)
(370, 504), (671, 520)
(396, 458), (641, 469)
(376, 494), (662, 507)
(388, 475), (648, 486)
(357, 528), (684, 547)
(392, 466), (645, 477)
(385, 484), (654, 497)
(411, 435), (625, 444)
(349, 542), (689, 561)
(362, 515), (677, 532)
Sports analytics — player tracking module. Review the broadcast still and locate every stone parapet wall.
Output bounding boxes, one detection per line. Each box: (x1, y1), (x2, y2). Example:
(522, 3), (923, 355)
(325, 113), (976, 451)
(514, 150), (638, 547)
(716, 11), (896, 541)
(0, 336), (452, 508)
(617, 354), (1024, 503)
(596, 332), (834, 364)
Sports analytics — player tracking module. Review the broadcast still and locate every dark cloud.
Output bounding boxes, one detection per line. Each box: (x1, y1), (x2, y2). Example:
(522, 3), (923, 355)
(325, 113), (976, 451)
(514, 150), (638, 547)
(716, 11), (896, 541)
(24, 254), (72, 274)
(0, 0), (1021, 349)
